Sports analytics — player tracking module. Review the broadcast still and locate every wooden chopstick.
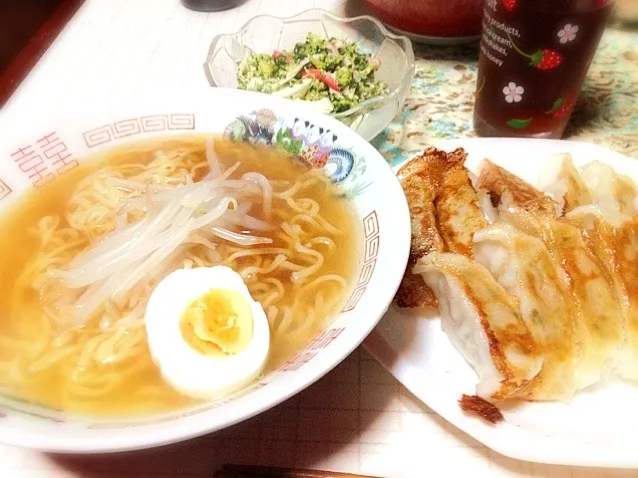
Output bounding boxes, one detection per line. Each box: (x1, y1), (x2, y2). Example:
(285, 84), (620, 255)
(214, 464), (382, 478)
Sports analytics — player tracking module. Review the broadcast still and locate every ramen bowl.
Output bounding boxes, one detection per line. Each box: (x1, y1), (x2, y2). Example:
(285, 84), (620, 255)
(0, 88), (410, 453)
(204, 9), (415, 141)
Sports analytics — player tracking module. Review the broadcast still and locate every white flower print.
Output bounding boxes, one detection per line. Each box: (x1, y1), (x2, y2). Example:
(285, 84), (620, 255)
(503, 82), (524, 104)
(558, 24), (579, 44)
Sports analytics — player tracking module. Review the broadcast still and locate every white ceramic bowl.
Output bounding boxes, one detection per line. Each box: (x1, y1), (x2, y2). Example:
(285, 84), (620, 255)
(0, 88), (410, 453)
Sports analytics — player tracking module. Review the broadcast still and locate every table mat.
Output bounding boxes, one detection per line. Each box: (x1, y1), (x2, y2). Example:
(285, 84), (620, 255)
(0, 1), (637, 476)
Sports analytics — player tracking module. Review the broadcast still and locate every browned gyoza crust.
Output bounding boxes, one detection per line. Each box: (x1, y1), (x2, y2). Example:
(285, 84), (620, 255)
(394, 147), (486, 309)
(477, 159), (557, 215)
(394, 150), (444, 309)
(459, 394), (504, 424)
(435, 149), (487, 257)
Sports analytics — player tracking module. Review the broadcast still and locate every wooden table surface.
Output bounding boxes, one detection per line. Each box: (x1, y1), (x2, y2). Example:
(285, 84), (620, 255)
(0, 0), (84, 107)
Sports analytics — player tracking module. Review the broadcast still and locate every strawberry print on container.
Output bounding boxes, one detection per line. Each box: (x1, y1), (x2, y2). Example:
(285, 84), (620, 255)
(547, 95), (577, 119)
(503, 0), (517, 11)
(474, 0), (615, 139)
(508, 35), (564, 70)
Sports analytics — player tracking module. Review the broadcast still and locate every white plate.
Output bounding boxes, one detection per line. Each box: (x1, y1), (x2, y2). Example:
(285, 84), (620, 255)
(365, 138), (638, 469)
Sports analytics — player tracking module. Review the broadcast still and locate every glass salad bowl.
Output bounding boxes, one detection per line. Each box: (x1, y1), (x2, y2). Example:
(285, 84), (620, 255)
(204, 9), (415, 141)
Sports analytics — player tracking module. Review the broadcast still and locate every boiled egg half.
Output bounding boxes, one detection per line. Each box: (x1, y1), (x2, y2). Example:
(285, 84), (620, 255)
(145, 266), (270, 399)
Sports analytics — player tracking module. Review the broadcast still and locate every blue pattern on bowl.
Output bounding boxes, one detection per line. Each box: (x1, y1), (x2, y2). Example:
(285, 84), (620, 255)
(323, 148), (355, 183)
(224, 108), (370, 198)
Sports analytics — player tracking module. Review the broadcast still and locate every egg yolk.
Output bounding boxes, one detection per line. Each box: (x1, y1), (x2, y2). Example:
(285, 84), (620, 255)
(180, 289), (253, 356)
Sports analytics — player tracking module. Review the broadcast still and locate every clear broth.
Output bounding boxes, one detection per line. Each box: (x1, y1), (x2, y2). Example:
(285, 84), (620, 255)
(0, 135), (359, 417)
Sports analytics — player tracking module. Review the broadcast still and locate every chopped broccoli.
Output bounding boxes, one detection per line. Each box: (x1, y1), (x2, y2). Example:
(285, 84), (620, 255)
(237, 32), (388, 114)
(256, 56), (276, 78)
(335, 67), (353, 88)
(304, 79), (328, 102)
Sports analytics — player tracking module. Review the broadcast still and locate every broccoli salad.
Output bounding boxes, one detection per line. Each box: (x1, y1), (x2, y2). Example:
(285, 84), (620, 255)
(236, 33), (389, 114)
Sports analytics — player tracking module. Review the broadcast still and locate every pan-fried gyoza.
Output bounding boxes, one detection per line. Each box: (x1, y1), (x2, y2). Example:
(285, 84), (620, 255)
(415, 252), (542, 401)
(395, 148), (486, 308)
(499, 208), (624, 390)
(393, 147), (638, 406)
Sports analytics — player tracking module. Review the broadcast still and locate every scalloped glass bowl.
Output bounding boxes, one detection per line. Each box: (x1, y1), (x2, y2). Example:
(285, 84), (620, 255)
(204, 9), (415, 141)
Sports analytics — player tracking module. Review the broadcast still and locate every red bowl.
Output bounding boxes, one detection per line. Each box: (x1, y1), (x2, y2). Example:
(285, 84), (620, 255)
(364, 0), (485, 38)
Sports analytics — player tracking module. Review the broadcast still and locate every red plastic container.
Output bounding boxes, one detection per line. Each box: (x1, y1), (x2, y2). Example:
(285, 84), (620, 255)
(364, 0), (485, 38)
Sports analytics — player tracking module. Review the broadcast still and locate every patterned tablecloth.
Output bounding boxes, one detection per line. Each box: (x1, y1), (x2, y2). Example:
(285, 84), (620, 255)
(0, 1), (637, 477)
(374, 25), (638, 166)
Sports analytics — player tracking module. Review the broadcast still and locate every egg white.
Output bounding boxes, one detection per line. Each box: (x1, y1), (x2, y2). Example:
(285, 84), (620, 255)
(145, 266), (270, 400)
